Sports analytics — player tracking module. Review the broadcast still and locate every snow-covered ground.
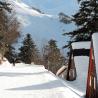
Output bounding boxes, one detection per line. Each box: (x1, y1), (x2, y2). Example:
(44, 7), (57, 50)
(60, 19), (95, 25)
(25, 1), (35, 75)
(0, 61), (82, 98)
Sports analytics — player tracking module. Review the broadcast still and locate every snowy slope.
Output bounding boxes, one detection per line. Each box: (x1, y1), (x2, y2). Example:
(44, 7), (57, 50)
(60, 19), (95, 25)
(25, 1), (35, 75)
(0, 64), (81, 98)
(22, 0), (79, 15)
(8, 0), (53, 17)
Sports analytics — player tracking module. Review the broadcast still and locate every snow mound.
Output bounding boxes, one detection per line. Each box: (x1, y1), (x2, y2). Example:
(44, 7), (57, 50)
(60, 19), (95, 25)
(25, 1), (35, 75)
(72, 41), (90, 49)
(0, 58), (12, 67)
(15, 63), (45, 68)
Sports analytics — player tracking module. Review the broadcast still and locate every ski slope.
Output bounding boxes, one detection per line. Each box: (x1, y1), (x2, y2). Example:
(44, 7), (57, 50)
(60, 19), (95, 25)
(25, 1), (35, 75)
(0, 63), (82, 98)
(8, 0), (53, 17)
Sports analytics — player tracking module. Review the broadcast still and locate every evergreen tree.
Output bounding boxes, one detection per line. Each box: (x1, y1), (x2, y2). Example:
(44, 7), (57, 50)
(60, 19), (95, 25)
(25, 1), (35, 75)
(4, 45), (16, 64)
(48, 39), (61, 64)
(0, 1), (11, 12)
(63, 0), (98, 47)
(43, 39), (65, 74)
(18, 34), (40, 64)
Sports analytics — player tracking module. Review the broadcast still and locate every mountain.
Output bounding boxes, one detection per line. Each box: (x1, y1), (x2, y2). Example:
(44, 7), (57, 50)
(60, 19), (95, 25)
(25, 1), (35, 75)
(8, 0), (79, 51)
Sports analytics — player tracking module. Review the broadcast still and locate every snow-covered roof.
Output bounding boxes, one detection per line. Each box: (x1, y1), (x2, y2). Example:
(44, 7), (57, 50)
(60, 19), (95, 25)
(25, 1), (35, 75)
(92, 33), (98, 76)
(0, 64), (82, 98)
(72, 41), (90, 50)
(65, 56), (89, 96)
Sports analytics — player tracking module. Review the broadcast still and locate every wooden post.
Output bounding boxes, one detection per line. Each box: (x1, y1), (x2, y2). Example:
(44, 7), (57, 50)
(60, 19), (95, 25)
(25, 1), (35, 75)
(66, 45), (72, 80)
(66, 44), (76, 81)
(86, 41), (97, 98)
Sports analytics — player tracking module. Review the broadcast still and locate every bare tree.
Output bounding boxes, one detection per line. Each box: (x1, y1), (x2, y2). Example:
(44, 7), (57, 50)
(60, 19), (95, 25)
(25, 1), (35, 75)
(0, 9), (20, 59)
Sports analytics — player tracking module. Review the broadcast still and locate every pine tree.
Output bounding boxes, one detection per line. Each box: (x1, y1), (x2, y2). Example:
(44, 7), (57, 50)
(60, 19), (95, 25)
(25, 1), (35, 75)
(4, 45), (16, 64)
(48, 40), (60, 69)
(0, 1), (11, 12)
(43, 39), (65, 74)
(63, 0), (98, 47)
(18, 34), (40, 64)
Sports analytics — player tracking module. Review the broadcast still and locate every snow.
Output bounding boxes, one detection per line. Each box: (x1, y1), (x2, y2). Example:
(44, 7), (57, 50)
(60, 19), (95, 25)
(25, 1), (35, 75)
(21, 0), (79, 16)
(63, 56), (89, 96)
(92, 33), (98, 77)
(0, 58), (12, 67)
(6, 0), (77, 50)
(0, 61), (82, 98)
(72, 42), (90, 50)
(8, 0), (53, 17)
(56, 41), (90, 96)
